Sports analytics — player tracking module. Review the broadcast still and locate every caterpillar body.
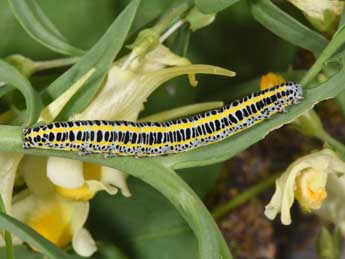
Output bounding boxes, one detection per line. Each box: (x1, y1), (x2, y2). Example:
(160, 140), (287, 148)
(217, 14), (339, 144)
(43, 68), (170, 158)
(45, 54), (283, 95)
(23, 82), (303, 157)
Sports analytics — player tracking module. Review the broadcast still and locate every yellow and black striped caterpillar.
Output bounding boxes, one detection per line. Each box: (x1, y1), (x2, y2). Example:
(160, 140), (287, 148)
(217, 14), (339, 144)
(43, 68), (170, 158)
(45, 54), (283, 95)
(23, 82), (303, 157)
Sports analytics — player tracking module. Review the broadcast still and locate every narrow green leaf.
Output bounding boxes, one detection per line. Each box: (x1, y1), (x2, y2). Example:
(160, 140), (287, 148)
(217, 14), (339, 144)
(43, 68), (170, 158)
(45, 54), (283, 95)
(0, 245), (43, 259)
(0, 195), (14, 259)
(0, 213), (73, 259)
(338, 7), (345, 30)
(250, 0), (328, 56)
(301, 26), (345, 86)
(0, 85), (13, 99)
(8, 0), (84, 56)
(96, 243), (130, 259)
(0, 60), (40, 125)
(90, 164), (221, 259)
(42, 0), (140, 120)
(335, 90), (345, 116)
(195, 0), (239, 14)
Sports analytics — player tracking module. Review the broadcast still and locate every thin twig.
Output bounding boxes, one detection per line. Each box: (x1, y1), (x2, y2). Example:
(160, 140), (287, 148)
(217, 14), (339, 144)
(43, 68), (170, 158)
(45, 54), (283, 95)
(34, 56), (80, 72)
(212, 173), (280, 220)
(121, 50), (138, 70)
(160, 19), (185, 43)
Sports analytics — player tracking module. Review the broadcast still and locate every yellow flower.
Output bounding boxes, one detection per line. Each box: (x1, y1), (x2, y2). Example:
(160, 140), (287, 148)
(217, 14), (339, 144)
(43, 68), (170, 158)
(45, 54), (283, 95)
(265, 149), (345, 225)
(295, 167), (328, 211)
(13, 156), (95, 257)
(259, 72), (285, 90)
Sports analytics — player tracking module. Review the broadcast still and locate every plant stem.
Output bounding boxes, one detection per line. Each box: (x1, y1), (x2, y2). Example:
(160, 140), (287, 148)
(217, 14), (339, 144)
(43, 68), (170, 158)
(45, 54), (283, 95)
(0, 195), (14, 259)
(152, 2), (191, 35)
(319, 131), (345, 159)
(33, 57), (80, 73)
(160, 19), (185, 43)
(300, 27), (345, 87)
(212, 173), (280, 220)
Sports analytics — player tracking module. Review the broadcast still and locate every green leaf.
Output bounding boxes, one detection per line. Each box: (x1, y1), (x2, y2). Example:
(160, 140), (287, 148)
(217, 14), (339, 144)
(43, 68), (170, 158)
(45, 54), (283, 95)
(8, 0), (84, 56)
(250, 0), (328, 56)
(0, 60), (40, 125)
(0, 195), (14, 259)
(301, 25), (345, 86)
(0, 213), (74, 259)
(195, 0), (239, 14)
(0, 85), (14, 99)
(0, 245), (43, 259)
(89, 165), (221, 259)
(335, 89), (345, 116)
(95, 243), (130, 259)
(41, 0), (140, 120)
(339, 8), (345, 30)
(316, 227), (341, 259)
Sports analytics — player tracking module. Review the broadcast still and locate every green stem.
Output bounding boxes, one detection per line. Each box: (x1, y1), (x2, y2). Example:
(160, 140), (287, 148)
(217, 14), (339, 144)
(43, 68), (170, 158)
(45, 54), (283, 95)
(212, 173), (279, 220)
(33, 57), (80, 73)
(0, 195), (14, 259)
(319, 131), (345, 159)
(152, 1), (192, 35)
(300, 27), (345, 87)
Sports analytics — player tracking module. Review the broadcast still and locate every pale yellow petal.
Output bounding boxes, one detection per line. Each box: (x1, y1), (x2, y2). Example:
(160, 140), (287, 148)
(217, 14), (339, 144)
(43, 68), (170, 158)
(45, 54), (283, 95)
(264, 178), (283, 220)
(72, 228), (97, 257)
(12, 189), (90, 251)
(0, 153), (22, 213)
(47, 157), (84, 189)
(101, 167), (131, 197)
(288, 0), (344, 33)
(18, 156), (55, 198)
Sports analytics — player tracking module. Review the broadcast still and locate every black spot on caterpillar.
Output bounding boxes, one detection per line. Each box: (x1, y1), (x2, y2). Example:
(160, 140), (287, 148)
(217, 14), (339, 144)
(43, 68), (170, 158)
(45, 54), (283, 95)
(23, 82), (303, 157)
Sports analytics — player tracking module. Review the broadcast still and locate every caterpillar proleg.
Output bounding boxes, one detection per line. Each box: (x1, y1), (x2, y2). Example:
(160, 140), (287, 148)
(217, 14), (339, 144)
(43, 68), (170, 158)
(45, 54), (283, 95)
(23, 82), (303, 157)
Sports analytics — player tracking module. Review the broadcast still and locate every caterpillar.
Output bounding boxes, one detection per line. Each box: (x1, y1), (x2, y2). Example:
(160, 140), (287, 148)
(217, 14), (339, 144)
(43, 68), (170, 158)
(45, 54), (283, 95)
(23, 82), (303, 157)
